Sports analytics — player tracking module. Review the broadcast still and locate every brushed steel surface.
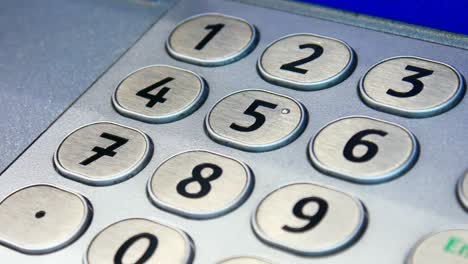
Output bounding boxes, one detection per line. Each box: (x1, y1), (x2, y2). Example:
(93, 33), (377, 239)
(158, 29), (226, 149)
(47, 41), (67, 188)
(252, 183), (366, 256)
(309, 116), (418, 184)
(458, 172), (468, 211)
(258, 33), (355, 90)
(113, 65), (207, 123)
(167, 13), (257, 66)
(360, 56), (465, 118)
(54, 122), (152, 186)
(218, 256), (272, 264)
(85, 218), (193, 264)
(148, 150), (253, 219)
(0, 185), (91, 254)
(406, 229), (468, 264)
(0, 0), (467, 263)
(206, 89), (306, 151)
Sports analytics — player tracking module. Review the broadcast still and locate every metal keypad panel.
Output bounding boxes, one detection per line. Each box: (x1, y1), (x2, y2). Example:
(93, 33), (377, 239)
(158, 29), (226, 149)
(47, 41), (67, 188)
(407, 229), (468, 264)
(54, 122), (152, 186)
(360, 56), (465, 118)
(309, 116), (418, 184)
(458, 172), (468, 211)
(0, 0), (467, 263)
(148, 150), (253, 219)
(206, 89), (307, 151)
(258, 33), (355, 90)
(0, 185), (91, 254)
(218, 256), (272, 264)
(167, 13), (257, 66)
(252, 183), (366, 255)
(86, 218), (193, 264)
(113, 65), (208, 123)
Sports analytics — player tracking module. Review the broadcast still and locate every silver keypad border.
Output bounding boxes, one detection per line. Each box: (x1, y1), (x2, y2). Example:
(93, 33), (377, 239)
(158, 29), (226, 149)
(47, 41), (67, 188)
(53, 121), (153, 186)
(83, 217), (195, 264)
(205, 89), (308, 152)
(0, 0), (466, 262)
(457, 172), (468, 212)
(251, 182), (367, 256)
(359, 56), (466, 118)
(308, 115), (420, 184)
(147, 149), (254, 219)
(257, 33), (356, 90)
(112, 65), (209, 123)
(166, 12), (259, 66)
(0, 184), (93, 255)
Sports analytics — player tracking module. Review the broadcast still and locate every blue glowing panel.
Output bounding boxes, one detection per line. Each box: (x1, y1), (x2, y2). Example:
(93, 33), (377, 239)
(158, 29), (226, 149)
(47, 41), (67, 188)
(296, 0), (468, 35)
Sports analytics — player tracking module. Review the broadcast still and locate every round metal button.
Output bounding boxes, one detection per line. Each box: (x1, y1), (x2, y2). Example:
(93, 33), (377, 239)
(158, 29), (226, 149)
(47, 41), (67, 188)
(252, 183), (366, 256)
(54, 122), (153, 186)
(309, 116), (418, 184)
(167, 13), (257, 66)
(148, 150), (253, 219)
(407, 229), (468, 264)
(258, 33), (355, 90)
(86, 218), (193, 264)
(113, 65), (207, 123)
(0, 184), (91, 254)
(218, 256), (272, 264)
(206, 89), (307, 152)
(458, 172), (468, 211)
(360, 56), (465, 118)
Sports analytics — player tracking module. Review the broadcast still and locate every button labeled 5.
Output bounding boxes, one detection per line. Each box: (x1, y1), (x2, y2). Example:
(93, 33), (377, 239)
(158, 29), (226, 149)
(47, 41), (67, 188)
(206, 90), (307, 151)
(309, 116), (418, 184)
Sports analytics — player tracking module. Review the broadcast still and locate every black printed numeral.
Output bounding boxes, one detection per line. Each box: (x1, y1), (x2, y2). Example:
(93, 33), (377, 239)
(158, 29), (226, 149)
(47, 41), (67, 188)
(230, 99), (278, 132)
(80, 133), (128, 166)
(343, 129), (388, 163)
(280, 43), (324, 74)
(195, 23), (225, 50)
(282, 196), (328, 233)
(114, 233), (158, 264)
(176, 163), (223, 199)
(136, 77), (173, 108)
(386, 65), (433, 98)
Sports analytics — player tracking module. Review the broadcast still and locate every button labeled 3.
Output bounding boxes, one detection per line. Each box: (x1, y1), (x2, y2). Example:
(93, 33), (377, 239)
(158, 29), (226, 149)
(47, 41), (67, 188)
(252, 183), (366, 256)
(309, 116), (418, 184)
(113, 65), (207, 123)
(148, 150), (253, 219)
(167, 13), (257, 66)
(458, 172), (468, 211)
(360, 56), (465, 117)
(86, 218), (193, 264)
(258, 34), (355, 90)
(407, 229), (468, 264)
(55, 122), (153, 186)
(206, 90), (307, 151)
(0, 184), (91, 254)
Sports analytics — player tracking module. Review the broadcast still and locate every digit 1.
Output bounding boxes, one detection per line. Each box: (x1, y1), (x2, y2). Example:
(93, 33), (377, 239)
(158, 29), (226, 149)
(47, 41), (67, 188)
(195, 23), (225, 50)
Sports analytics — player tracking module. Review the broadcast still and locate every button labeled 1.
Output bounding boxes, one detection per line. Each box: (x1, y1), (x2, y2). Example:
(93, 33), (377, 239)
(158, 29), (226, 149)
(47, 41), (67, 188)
(0, 184), (91, 254)
(309, 116), (418, 184)
(86, 218), (193, 264)
(258, 33), (355, 90)
(148, 150), (253, 219)
(206, 90), (307, 152)
(55, 122), (153, 186)
(167, 13), (257, 66)
(113, 65), (207, 123)
(407, 229), (468, 264)
(252, 183), (366, 256)
(360, 56), (465, 118)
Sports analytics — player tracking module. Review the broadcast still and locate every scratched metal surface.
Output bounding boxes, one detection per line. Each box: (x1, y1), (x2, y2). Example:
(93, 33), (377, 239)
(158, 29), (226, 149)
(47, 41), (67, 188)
(0, 0), (467, 263)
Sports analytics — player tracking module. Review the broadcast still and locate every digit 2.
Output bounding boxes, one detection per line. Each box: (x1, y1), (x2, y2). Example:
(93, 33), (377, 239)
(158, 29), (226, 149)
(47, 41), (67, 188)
(280, 43), (324, 74)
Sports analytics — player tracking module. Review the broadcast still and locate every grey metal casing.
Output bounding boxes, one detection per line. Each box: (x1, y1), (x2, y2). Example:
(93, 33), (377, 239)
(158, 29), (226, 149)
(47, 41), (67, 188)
(0, 0), (467, 263)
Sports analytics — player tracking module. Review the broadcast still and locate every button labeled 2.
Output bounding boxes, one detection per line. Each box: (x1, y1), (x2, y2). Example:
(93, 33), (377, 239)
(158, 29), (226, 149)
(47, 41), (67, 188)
(252, 183), (366, 256)
(148, 150), (253, 219)
(206, 90), (307, 151)
(55, 122), (153, 186)
(309, 116), (418, 184)
(360, 56), (465, 118)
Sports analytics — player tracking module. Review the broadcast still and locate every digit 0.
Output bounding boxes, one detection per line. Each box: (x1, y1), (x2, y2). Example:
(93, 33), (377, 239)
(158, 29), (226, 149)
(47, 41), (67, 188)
(114, 233), (158, 264)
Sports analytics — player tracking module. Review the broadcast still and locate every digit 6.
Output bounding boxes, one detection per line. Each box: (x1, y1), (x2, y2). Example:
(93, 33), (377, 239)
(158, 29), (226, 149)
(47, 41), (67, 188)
(343, 129), (388, 163)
